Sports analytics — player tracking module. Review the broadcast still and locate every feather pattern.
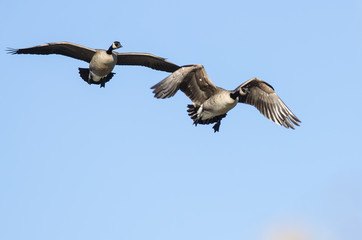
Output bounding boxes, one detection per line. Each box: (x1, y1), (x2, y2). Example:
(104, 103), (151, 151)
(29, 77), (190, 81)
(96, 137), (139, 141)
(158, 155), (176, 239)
(7, 42), (96, 62)
(116, 53), (180, 72)
(152, 64), (217, 104)
(238, 78), (301, 129)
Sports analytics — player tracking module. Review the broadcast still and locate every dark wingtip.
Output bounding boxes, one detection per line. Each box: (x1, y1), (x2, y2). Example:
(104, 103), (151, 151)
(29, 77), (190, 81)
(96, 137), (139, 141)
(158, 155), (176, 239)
(6, 48), (18, 55)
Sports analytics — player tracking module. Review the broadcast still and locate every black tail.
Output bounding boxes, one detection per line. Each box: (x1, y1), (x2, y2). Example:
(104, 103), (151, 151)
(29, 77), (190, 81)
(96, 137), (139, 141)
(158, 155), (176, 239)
(187, 104), (202, 126)
(78, 68), (90, 82)
(78, 68), (115, 88)
(186, 104), (227, 126)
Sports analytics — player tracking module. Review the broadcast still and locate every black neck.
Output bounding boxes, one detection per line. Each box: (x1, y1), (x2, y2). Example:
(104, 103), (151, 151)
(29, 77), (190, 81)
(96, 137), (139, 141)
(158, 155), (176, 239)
(230, 91), (239, 100)
(106, 46), (113, 54)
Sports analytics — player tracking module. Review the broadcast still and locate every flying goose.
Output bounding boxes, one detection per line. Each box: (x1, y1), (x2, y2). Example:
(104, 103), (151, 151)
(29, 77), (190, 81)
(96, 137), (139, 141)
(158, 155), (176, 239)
(7, 41), (180, 87)
(151, 64), (301, 132)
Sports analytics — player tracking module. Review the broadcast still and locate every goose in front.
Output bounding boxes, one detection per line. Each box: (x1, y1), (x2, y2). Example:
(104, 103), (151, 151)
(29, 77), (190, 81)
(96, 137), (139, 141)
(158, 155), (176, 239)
(7, 41), (180, 87)
(151, 64), (301, 132)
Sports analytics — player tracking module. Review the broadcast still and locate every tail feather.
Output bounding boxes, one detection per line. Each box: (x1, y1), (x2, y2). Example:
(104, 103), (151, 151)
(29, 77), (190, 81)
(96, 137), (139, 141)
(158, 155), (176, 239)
(186, 104), (227, 126)
(187, 104), (199, 123)
(78, 68), (89, 82)
(78, 68), (115, 87)
(99, 72), (115, 86)
(151, 68), (186, 98)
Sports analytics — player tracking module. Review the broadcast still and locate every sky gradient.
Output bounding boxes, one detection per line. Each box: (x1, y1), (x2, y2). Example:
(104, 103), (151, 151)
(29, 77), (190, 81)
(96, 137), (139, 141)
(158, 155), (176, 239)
(1, 0), (362, 240)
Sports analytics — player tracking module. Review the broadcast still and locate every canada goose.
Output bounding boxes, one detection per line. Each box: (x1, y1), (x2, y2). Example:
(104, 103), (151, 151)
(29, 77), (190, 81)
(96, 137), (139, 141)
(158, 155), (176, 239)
(151, 64), (301, 132)
(7, 41), (180, 87)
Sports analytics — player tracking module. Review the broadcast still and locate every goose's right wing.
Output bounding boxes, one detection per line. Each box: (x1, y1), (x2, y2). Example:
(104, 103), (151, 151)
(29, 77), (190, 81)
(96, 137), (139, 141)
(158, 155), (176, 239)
(7, 42), (96, 63)
(151, 64), (218, 105)
(116, 53), (180, 72)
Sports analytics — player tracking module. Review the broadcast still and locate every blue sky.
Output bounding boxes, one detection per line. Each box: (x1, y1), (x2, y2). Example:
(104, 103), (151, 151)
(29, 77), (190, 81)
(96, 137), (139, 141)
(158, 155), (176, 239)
(1, 0), (361, 239)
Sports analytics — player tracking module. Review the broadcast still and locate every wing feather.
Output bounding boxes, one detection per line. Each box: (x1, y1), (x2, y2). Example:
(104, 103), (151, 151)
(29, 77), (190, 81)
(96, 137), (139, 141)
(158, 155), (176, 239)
(151, 65), (218, 105)
(238, 78), (301, 129)
(179, 65), (218, 104)
(116, 53), (180, 72)
(7, 42), (96, 63)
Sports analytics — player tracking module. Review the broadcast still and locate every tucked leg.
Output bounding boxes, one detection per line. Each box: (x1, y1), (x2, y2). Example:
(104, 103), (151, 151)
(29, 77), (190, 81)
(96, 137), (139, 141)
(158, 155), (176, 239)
(212, 120), (221, 133)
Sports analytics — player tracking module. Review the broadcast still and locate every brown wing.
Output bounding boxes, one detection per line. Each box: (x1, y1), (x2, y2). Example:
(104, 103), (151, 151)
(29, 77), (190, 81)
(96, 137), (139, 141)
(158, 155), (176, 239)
(116, 52), (180, 72)
(238, 78), (301, 129)
(7, 42), (96, 63)
(151, 64), (218, 105)
(179, 65), (218, 105)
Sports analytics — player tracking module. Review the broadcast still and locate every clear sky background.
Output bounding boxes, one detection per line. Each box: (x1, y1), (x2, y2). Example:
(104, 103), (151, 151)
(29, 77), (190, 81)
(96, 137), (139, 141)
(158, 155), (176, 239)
(1, 0), (361, 240)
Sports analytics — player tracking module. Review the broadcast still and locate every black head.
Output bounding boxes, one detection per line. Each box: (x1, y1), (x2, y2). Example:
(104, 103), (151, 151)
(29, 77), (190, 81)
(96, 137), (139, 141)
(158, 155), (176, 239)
(112, 41), (122, 49)
(230, 90), (240, 100)
(107, 41), (122, 54)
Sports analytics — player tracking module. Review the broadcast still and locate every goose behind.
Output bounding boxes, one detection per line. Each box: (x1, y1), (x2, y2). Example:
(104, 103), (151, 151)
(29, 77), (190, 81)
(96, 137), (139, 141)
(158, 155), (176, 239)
(151, 64), (301, 132)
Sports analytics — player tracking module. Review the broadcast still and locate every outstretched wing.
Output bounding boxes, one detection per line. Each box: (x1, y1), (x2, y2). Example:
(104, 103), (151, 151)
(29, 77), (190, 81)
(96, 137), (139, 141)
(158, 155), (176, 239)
(238, 78), (301, 129)
(151, 64), (218, 105)
(7, 42), (96, 63)
(116, 52), (180, 72)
